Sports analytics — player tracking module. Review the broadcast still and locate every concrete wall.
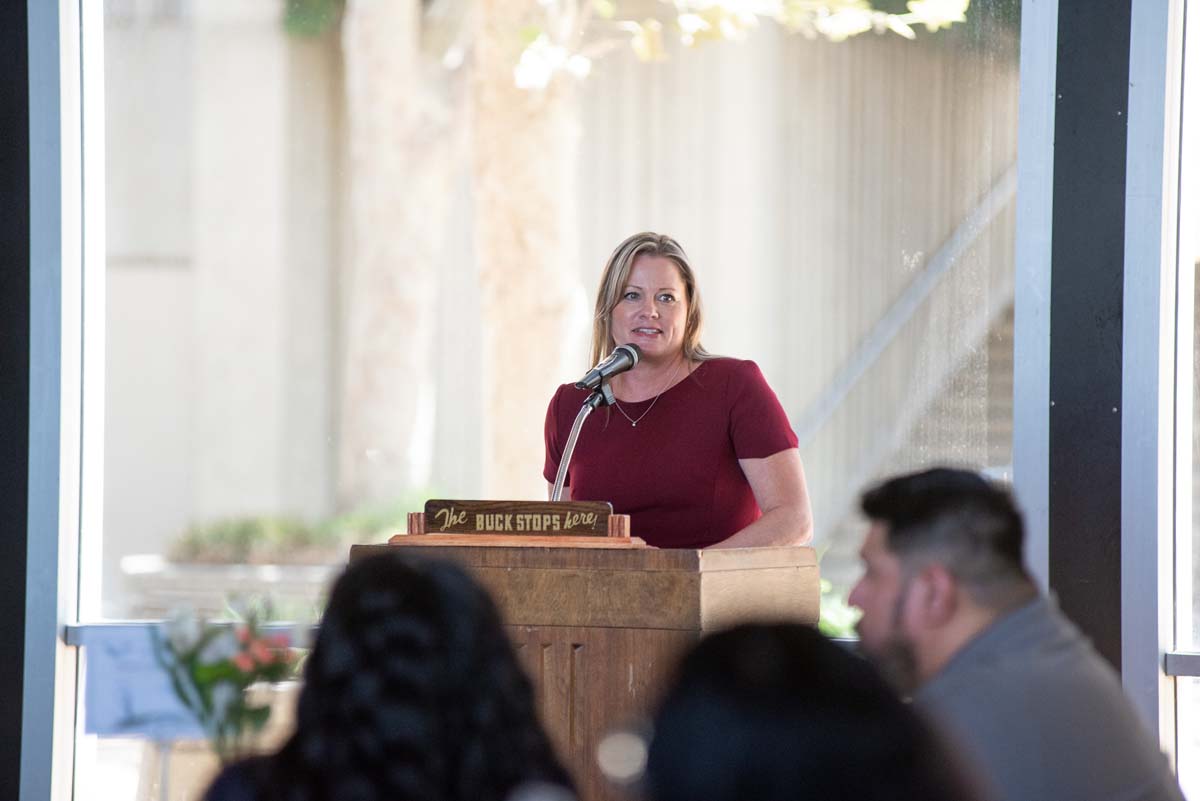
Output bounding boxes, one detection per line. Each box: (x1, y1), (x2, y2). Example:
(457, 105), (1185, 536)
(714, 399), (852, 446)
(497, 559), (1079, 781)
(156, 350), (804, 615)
(102, 1), (341, 616)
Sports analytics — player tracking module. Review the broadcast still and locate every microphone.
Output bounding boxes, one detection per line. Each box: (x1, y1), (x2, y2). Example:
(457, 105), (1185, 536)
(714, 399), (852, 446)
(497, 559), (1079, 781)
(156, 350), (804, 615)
(575, 344), (641, 390)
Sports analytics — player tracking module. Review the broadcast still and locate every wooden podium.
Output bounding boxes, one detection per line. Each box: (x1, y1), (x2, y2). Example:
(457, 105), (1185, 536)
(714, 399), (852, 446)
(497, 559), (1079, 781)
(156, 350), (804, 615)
(350, 536), (819, 801)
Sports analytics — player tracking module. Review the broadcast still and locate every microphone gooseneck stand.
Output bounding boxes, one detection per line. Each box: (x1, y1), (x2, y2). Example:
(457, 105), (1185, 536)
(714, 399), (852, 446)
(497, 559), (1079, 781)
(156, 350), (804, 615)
(550, 381), (615, 502)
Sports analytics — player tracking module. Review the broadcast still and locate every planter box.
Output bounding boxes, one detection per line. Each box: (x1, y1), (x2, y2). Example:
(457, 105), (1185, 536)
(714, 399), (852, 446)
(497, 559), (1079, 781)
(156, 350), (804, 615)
(121, 555), (342, 618)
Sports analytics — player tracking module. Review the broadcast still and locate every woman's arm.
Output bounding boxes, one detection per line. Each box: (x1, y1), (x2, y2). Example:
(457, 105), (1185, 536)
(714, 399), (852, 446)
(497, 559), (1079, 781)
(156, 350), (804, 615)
(708, 448), (813, 548)
(546, 482), (573, 501)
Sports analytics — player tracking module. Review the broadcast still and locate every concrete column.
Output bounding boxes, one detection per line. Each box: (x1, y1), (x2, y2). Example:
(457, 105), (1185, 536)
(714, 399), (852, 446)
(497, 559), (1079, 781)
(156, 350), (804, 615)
(471, 0), (589, 499)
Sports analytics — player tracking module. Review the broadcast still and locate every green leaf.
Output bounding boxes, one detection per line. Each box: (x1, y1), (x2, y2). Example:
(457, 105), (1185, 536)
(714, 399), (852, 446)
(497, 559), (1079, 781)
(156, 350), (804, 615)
(283, 0), (343, 38)
(592, 0), (617, 19)
(243, 705), (272, 732)
(519, 26), (544, 47)
(194, 662), (241, 685)
(818, 582), (862, 638)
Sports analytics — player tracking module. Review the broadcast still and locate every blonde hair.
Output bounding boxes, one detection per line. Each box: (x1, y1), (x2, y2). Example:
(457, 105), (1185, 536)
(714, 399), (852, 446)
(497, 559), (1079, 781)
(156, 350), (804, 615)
(589, 232), (713, 367)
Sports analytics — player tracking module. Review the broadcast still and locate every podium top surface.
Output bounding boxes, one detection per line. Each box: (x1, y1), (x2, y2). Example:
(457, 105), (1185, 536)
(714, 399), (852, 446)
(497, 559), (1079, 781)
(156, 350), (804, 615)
(350, 542), (820, 630)
(350, 543), (816, 572)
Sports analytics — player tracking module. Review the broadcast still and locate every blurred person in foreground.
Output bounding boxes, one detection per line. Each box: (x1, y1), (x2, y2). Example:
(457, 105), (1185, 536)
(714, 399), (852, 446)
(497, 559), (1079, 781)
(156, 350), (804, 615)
(204, 553), (574, 801)
(544, 231), (813, 548)
(644, 622), (984, 801)
(849, 467), (1184, 801)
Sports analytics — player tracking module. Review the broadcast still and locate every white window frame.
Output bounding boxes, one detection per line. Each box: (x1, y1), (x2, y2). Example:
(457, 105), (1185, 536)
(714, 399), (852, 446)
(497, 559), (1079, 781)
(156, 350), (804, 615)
(1122, 0), (1190, 757)
(27, 1), (85, 800)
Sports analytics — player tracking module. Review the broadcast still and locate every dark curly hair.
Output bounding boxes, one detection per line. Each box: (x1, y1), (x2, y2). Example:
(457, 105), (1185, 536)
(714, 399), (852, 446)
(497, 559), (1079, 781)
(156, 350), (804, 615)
(645, 623), (984, 801)
(204, 553), (573, 801)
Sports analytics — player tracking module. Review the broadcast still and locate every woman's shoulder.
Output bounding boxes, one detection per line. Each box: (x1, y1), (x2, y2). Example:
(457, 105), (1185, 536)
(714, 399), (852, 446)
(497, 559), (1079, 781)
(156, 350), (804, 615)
(554, 380), (588, 395)
(688, 358), (783, 410)
(698, 356), (760, 372)
(550, 381), (591, 405)
(692, 356), (767, 384)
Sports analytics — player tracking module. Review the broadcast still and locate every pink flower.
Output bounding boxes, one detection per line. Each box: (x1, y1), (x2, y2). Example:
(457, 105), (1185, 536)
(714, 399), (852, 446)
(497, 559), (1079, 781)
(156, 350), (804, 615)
(249, 639), (274, 665)
(235, 626), (251, 644)
(233, 652), (255, 672)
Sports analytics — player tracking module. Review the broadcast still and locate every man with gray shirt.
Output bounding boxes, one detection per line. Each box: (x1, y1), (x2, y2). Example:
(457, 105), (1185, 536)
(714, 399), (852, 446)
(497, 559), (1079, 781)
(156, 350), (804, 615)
(848, 467), (1183, 801)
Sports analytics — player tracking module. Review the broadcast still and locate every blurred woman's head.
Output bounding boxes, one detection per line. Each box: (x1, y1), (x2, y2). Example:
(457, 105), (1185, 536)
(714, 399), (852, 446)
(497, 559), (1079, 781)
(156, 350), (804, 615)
(645, 623), (981, 801)
(591, 232), (710, 367)
(262, 553), (570, 801)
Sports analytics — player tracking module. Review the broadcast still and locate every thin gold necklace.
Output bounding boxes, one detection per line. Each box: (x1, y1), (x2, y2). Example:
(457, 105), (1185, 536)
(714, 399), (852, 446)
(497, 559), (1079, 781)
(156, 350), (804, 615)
(613, 358), (685, 428)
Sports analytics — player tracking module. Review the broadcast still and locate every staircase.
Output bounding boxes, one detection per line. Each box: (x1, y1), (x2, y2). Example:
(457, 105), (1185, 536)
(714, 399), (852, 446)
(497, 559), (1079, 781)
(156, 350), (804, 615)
(817, 305), (1015, 588)
(791, 163), (1019, 590)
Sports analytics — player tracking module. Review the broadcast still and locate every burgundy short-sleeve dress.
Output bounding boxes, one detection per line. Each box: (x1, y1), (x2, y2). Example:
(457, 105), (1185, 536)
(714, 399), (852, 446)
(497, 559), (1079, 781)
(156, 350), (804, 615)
(543, 358), (798, 548)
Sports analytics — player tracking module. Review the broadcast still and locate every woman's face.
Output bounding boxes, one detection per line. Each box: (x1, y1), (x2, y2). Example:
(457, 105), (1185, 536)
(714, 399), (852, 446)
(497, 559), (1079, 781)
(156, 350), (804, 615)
(612, 254), (689, 363)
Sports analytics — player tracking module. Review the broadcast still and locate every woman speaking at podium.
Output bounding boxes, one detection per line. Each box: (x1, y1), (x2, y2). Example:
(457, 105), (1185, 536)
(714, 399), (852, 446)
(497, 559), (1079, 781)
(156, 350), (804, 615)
(543, 232), (813, 549)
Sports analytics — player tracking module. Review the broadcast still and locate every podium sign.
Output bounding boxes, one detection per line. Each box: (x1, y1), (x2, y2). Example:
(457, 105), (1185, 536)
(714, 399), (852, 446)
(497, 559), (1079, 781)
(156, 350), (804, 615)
(393, 500), (637, 546)
(424, 499), (612, 535)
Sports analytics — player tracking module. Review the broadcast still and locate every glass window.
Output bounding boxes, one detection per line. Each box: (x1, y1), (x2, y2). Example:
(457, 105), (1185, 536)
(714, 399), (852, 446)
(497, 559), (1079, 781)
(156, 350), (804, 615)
(77, 0), (1020, 796)
(91, 0), (350, 623)
(88, 0), (1021, 621)
(1179, 678), (1200, 799)
(1182, 0), (1200, 655)
(1179, 0), (1200, 793)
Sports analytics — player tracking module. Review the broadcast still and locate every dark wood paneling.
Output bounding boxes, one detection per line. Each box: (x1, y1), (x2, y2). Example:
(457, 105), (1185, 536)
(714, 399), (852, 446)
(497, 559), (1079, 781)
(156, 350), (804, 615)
(512, 625), (694, 801)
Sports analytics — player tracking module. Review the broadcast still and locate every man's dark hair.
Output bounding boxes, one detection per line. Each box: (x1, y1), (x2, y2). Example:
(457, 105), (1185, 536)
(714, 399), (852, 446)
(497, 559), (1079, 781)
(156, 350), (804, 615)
(860, 467), (1032, 604)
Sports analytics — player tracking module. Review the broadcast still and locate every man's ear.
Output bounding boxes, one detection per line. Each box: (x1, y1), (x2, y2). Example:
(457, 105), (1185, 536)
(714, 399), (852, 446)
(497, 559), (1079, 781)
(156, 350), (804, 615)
(913, 563), (959, 628)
